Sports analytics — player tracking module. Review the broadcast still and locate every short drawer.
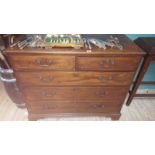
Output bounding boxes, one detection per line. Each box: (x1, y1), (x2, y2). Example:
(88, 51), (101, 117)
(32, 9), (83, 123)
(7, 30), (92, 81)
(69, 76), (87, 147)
(27, 101), (122, 114)
(8, 55), (75, 71)
(77, 56), (141, 71)
(22, 86), (128, 102)
(15, 71), (134, 86)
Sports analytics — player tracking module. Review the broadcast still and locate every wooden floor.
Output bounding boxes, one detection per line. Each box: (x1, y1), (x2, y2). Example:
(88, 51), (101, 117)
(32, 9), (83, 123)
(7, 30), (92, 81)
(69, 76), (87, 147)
(0, 82), (155, 121)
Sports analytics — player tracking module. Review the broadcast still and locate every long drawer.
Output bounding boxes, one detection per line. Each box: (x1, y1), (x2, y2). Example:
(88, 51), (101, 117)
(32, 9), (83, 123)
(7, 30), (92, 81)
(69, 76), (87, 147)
(8, 55), (75, 71)
(22, 86), (128, 102)
(27, 101), (122, 114)
(15, 71), (134, 86)
(77, 56), (141, 71)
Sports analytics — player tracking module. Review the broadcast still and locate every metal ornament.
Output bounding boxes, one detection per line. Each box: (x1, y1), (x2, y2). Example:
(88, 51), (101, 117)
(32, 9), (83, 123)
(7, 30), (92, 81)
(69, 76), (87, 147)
(86, 35), (123, 50)
(0, 76), (16, 83)
(0, 67), (16, 83)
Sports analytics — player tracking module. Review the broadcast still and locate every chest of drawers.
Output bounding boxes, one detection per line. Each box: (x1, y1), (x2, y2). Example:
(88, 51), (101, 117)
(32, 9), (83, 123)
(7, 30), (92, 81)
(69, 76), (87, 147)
(4, 34), (145, 120)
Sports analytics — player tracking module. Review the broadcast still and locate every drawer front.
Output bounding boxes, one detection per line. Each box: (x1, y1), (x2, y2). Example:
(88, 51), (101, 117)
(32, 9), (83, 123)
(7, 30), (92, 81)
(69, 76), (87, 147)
(23, 87), (75, 101)
(77, 57), (141, 71)
(8, 55), (75, 71)
(27, 101), (122, 114)
(16, 71), (134, 86)
(22, 86), (128, 102)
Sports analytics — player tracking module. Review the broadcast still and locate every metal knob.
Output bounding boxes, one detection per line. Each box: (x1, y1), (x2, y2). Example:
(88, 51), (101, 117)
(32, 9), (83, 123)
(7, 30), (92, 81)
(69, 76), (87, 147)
(96, 91), (107, 96)
(44, 104), (58, 109)
(38, 75), (54, 82)
(36, 59), (53, 66)
(108, 76), (113, 80)
(42, 91), (56, 97)
(111, 60), (115, 65)
(94, 104), (105, 108)
(98, 76), (113, 82)
(100, 61), (107, 65)
(98, 76), (104, 81)
(100, 60), (115, 65)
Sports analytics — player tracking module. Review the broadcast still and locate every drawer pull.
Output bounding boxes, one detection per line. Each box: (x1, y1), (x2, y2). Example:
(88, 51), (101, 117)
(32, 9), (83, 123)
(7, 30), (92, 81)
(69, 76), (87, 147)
(111, 60), (115, 65)
(42, 92), (56, 97)
(94, 104), (105, 108)
(96, 91), (108, 96)
(45, 104), (58, 109)
(100, 60), (115, 65)
(98, 76), (113, 81)
(38, 75), (54, 82)
(108, 76), (113, 80)
(98, 76), (103, 81)
(36, 59), (53, 67)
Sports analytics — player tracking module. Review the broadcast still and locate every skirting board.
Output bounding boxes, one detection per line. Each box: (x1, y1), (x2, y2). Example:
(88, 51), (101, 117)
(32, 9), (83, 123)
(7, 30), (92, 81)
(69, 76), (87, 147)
(136, 89), (155, 94)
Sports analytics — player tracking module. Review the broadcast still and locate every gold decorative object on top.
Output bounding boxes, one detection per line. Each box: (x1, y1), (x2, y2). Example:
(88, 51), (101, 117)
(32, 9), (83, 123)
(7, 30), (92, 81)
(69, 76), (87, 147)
(40, 34), (84, 49)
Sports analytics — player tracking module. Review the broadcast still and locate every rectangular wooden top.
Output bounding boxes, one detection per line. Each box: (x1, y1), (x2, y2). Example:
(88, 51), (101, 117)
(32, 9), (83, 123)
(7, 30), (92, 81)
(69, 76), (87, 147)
(5, 34), (145, 56)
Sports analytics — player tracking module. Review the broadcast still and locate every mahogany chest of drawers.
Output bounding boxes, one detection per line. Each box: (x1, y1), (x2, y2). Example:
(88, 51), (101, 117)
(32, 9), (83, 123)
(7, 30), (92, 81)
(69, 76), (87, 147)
(4, 34), (145, 120)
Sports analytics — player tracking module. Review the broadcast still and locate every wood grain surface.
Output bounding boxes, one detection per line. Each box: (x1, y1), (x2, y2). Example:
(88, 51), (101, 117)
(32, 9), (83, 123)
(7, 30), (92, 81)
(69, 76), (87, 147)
(77, 56), (141, 71)
(15, 71), (135, 86)
(3, 34), (145, 120)
(0, 82), (155, 121)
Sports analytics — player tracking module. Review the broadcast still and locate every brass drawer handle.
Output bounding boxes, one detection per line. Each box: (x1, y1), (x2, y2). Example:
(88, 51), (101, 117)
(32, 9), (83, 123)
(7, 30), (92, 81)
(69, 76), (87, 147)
(94, 104), (105, 108)
(38, 75), (54, 82)
(108, 76), (113, 80)
(111, 60), (115, 65)
(100, 60), (115, 65)
(44, 104), (58, 109)
(96, 91), (108, 96)
(36, 59), (53, 67)
(98, 76), (104, 81)
(42, 92), (56, 97)
(98, 76), (113, 81)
